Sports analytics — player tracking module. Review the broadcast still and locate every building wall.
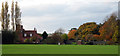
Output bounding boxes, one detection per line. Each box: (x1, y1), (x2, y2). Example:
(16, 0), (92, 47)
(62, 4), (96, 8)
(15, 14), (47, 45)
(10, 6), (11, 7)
(16, 24), (42, 43)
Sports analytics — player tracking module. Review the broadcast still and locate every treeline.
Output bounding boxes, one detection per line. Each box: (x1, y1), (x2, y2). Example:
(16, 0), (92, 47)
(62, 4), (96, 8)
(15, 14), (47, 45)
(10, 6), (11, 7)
(67, 13), (119, 45)
(40, 13), (119, 45)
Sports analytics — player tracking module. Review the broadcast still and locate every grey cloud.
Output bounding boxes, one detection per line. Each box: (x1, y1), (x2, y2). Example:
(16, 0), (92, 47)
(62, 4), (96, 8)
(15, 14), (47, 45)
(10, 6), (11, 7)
(22, 4), (68, 17)
(21, 2), (117, 33)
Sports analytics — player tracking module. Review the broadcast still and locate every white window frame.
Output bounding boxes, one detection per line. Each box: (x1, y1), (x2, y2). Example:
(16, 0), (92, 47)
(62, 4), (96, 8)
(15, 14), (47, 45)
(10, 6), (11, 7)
(30, 33), (33, 37)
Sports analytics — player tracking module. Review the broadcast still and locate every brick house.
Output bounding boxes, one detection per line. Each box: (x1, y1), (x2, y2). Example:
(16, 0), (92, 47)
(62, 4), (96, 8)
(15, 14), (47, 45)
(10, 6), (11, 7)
(16, 24), (42, 43)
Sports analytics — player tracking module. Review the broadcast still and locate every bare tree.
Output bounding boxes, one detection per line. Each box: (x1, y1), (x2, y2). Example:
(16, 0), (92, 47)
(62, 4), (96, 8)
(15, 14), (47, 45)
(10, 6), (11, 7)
(55, 28), (65, 35)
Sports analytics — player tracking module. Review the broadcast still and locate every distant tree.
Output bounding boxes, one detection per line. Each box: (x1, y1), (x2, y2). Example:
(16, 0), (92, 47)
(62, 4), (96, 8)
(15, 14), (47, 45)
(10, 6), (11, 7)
(68, 29), (77, 39)
(0, 2), (10, 30)
(117, 19), (120, 44)
(4, 2), (10, 30)
(0, 14), (1, 21)
(11, 1), (15, 31)
(1, 1), (21, 30)
(76, 22), (100, 41)
(15, 2), (21, 29)
(1, 2), (5, 30)
(99, 13), (118, 42)
(55, 28), (65, 35)
(42, 31), (48, 39)
(50, 33), (63, 44)
(61, 34), (68, 40)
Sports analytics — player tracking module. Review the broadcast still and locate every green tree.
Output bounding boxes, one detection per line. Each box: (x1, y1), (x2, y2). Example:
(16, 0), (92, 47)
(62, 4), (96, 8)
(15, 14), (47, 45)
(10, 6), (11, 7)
(61, 34), (68, 40)
(42, 31), (48, 40)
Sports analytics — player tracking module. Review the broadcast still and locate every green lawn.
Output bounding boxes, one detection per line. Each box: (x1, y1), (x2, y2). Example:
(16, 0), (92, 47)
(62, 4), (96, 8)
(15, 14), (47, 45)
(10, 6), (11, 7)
(2, 44), (118, 54)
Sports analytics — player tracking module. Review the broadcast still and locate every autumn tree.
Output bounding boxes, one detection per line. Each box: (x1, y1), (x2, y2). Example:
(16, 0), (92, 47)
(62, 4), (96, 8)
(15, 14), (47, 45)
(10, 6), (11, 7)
(117, 19), (120, 44)
(76, 22), (100, 41)
(68, 28), (77, 39)
(99, 13), (118, 42)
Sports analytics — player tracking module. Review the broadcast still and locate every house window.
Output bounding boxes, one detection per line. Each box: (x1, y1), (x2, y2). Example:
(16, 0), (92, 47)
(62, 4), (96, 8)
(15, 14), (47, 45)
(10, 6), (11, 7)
(30, 34), (33, 37)
(24, 34), (27, 37)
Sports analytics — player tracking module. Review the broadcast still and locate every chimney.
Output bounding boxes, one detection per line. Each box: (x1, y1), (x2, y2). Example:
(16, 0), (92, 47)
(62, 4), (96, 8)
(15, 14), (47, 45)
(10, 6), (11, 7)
(34, 28), (37, 32)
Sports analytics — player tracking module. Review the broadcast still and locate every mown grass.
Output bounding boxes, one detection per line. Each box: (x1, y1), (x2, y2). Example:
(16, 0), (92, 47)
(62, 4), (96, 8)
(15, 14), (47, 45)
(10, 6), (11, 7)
(2, 44), (118, 54)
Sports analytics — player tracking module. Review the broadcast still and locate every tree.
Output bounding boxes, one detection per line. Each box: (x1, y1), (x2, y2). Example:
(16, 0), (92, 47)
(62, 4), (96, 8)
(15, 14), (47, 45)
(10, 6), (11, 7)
(15, 2), (21, 30)
(55, 28), (65, 35)
(0, 14), (1, 21)
(75, 22), (100, 41)
(42, 31), (48, 39)
(50, 33), (63, 44)
(61, 33), (68, 44)
(61, 34), (68, 40)
(11, 1), (15, 31)
(2, 30), (16, 44)
(68, 29), (77, 39)
(4, 2), (10, 30)
(1, 2), (10, 30)
(99, 13), (118, 42)
(1, 2), (5, 30)
(117, 19), (120, 44)
(1, 1), (21, 31)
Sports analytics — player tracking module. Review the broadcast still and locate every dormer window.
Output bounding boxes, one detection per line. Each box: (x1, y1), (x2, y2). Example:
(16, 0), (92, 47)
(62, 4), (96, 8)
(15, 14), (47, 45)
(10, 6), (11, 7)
(24, 34), (27, 37)
(30, 34), (33, 37)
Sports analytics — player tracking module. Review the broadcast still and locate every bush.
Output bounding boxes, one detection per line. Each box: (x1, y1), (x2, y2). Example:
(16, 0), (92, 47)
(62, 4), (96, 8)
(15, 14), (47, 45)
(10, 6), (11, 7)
(2, 30), (17, 44)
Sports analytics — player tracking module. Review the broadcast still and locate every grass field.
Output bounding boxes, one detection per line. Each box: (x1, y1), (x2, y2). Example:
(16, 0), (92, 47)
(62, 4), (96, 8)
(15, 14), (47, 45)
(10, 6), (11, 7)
(2, 44), (118, 54)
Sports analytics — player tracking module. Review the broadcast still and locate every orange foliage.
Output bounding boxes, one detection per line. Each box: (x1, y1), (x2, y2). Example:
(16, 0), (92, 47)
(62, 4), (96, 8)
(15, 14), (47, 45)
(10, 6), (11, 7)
(99, 14), (117, 40)
(93, 34), (100, 38)
(93, 34), (100, 40)
(68, 30), (77, 39)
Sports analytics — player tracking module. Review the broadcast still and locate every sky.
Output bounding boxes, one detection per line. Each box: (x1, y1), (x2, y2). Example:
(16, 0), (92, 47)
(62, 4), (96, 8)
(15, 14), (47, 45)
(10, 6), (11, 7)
(0, 0), (119, 34)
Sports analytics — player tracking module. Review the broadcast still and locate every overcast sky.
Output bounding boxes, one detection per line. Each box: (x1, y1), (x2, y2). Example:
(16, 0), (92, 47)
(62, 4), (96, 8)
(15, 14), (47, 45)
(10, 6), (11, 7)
(0, 0), (119, 33)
